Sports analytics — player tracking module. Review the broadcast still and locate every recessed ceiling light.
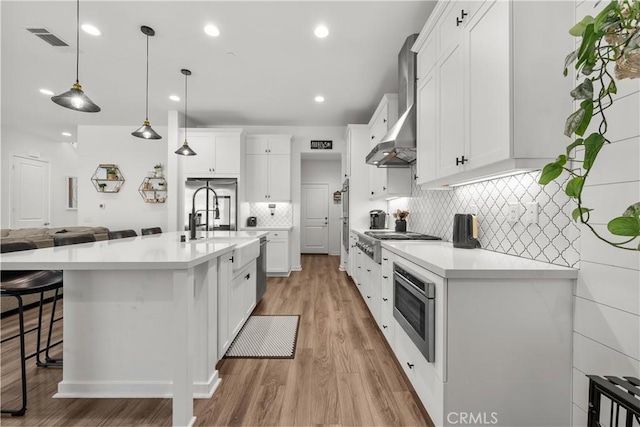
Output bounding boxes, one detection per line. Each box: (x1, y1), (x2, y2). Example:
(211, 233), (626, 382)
(169, 95), (180, 102)
(382, 152), (390, 155)
(39, 88), (54, 96)
(314, 95), (325, 103)
(204, 25), (220, 37)
(81, 24), (101, 36)
(62, 132), (72, 137)
(314, 25), (329, 38)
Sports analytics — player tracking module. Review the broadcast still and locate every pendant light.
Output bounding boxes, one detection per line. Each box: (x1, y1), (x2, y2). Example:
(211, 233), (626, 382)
(51, 0), (101, 112)
(132, 26), (162, 139)
(175, 69), (197, 156)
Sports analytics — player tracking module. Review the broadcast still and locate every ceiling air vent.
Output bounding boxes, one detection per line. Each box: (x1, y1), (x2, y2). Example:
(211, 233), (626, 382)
(27, 28), (69, 47)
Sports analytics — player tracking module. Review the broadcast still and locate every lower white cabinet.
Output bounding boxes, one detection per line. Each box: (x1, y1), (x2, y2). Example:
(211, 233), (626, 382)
(228, 260), (257, 341)
(266, 231), (289, 275)
(218, 256), (256, 361)
(383, 247), (574, 427)
(380, 266), (394, 346)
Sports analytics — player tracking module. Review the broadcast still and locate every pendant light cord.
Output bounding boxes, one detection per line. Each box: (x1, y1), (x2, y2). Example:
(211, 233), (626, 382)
(145, 34), (149, 120)
(76, 0), (80, 84)
(184, 72), (188, 142)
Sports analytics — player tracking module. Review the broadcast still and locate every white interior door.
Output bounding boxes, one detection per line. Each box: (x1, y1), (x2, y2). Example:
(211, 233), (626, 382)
(301, 183), (329, 254)
(12, 156), (50, 228)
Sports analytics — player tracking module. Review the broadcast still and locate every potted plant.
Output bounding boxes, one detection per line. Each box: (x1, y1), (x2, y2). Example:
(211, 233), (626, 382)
(106, 167), (118, 180)
(98, 183), (107, 192)
(539, 0), (640, 251)
(154, 163), (163, 178)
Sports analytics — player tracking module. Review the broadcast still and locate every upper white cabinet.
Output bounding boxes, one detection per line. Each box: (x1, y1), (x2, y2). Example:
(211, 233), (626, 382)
(244, 135), (292, 202)
(366, 94), (412, 199)
(413, 0), (573, 187)
(182, 128), (243, 177)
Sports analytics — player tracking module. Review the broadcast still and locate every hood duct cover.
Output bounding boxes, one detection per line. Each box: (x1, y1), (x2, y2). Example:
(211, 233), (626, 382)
(366, 34), (418, 167)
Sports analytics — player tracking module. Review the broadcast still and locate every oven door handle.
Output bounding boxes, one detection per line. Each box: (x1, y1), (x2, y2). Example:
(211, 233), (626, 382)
(393, 271), (431, 301)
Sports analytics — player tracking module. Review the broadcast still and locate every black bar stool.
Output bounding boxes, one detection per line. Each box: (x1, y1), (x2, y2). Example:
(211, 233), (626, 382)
(141, 227), (162, 235)
(108, 229), (138, 240)
(53, 233), (97, 246)
(1, 242), (64, 416)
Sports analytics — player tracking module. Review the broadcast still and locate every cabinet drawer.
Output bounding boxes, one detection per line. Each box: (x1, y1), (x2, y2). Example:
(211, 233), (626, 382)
(380, 308), (394, 348)
(381, 268), (393, 305)
(268, 231), (288, 240)
(394, 320), (445, 425)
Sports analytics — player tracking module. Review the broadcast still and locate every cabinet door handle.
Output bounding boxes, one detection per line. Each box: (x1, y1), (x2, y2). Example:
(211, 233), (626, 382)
(383, 257), (388, 261)
(371, 191), (374, 195)
(230, 256), (234, 263)
(383, 118), (387, 123)
(358, 266), (361, 269)
(366, 295), (371, 299)
(460, 9), (468, 19)
(382, 325), (388, 329)
(456, 17), (462, 26)
(366, 269), (371, 272)
(407, 362), (414, 369)
(371, 135), (375, 140)
(383, 298), (388, 302)
(245, 273), (251, 280)
(383, 275), (388, 279)
(455, 156), (468, 165)
(382, 186), (386, 191)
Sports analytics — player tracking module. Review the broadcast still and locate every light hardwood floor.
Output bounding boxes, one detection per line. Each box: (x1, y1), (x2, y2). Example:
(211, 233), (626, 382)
(1, 255), (432, 426)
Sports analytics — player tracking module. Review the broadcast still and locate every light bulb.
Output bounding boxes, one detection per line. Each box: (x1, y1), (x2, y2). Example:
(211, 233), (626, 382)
(143, 131), (151, 138)
(71, 96), (84, 109)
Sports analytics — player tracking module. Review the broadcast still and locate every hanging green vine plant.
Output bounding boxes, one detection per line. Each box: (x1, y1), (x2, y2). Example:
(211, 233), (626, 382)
(539, 0), (640, 251)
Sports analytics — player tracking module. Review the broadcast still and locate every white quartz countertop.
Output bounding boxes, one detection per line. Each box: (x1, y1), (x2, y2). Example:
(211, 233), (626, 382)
(193, 230), (269, 239)
(382, 241), (578, 280)
(239, 226), (292, 231)
(0, 231), (247, 271)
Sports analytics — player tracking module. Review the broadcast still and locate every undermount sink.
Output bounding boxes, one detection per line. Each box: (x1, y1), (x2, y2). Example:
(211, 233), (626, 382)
(230, 239), (259, 271)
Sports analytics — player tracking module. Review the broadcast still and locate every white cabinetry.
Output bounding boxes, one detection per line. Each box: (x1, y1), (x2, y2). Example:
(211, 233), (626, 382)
(413, 0), (573, 187)
(182, 129), (243, 177)
(228, 260), (257, 340)
(244, 135), (291, 201)
(266, 230), (289, 275)
(366, 95), (412, 200)
(384, 245), (574, 426)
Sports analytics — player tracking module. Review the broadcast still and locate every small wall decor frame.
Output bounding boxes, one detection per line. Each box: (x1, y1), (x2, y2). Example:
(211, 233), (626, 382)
(138, 176), (167, 203)
(91, 164), (125, 193)
(66, 176), (78, 210)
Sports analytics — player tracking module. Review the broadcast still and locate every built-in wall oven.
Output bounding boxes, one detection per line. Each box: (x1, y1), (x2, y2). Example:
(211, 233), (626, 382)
(393, 262), (436, 362)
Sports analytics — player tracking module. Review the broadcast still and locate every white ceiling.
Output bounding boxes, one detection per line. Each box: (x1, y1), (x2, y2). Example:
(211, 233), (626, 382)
(1, 1), (435, 143)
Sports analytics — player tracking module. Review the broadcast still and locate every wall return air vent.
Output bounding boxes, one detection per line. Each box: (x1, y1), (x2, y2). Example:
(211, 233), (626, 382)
(27, 28), (69, 47)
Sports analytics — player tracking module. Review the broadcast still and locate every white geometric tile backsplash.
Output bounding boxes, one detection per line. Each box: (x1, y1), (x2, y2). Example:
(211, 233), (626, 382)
(388, 166), (580, 268)
(249, 202), (293, 227)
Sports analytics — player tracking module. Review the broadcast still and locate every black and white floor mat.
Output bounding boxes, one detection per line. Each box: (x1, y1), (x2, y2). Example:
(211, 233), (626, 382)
(225, 315), (300, 359)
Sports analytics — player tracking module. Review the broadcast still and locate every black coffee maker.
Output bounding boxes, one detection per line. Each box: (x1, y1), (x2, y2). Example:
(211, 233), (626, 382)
(453, 214), (481, 249)
(369, 210), (387, 229)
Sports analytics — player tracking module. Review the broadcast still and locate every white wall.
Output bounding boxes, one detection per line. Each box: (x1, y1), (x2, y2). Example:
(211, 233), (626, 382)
(301, 156), (342, 255)
(77, 125), (168, 233)
(1, 127), (78, 228)
(570, 3), (640, 425)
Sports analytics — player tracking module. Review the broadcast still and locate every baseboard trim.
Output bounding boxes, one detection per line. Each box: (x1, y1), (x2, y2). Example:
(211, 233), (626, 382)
(55, 371), (220, 399)
(291, 266), (302, 271)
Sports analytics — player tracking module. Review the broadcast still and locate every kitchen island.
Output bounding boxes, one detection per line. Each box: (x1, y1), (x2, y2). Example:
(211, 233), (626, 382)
(0, 231), (265, 427)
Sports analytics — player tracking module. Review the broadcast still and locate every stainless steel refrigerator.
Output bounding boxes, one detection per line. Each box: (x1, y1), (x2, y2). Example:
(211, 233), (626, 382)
(185, 178), (237, 231)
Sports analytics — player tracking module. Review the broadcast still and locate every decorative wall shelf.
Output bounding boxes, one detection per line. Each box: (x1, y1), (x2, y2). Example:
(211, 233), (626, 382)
(91, 164), (125, 193)
(138, 177), (167, 203)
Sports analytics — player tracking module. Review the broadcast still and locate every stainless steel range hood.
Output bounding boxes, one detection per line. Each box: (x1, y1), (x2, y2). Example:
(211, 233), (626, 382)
(366, 34), (418, 167)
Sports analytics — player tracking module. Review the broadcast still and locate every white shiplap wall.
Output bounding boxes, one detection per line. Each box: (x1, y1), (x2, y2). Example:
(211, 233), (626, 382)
(571, 1), (640, 424)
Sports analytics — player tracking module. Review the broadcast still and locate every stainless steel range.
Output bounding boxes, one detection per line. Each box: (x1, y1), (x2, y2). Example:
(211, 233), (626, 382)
(355, 231), (440, 264)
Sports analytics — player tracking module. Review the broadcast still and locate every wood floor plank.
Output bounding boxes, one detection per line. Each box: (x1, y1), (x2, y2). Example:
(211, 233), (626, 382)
(1, 255), (432, 426)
